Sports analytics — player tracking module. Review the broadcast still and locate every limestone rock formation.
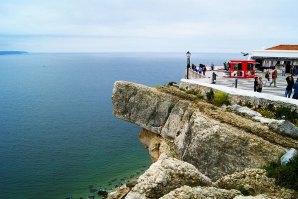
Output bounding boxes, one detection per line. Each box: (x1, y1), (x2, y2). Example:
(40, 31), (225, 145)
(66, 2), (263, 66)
(111, 81), (298, 199)
(216, 169), (295, 199)
(233, 195), (281, 199)
(138, 129), (176, 162)
(160, 185), (241, 199)
(112, 81), (287, 180)
(125, 157), (212, 199)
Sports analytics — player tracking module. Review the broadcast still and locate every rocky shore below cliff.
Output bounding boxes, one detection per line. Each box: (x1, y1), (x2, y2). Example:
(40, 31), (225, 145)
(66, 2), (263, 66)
(110, 81), (298, 199)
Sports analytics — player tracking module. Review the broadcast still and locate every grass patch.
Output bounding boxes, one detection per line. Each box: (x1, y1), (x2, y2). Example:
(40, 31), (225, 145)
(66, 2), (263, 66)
(206, 89), (214, 102)
(264, 155), (298, 191)
(255, 108), (276, 119)
(254, 105), (298, 126)
(213, 91), (230, 106)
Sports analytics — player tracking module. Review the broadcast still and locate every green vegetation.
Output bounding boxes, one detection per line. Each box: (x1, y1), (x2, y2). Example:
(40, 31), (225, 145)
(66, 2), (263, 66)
(254, 105), (298, 126)
(255, 108), (276, 119)
(166, 81), (177, 86)
(244, 101), (253, 108)
(264, 155), (298, 191)
(238, 186), (250, 196)
(205, 89), (230, 106)
(206, 89), (214, 102)
(185, 89), (204, 100)
(213, 91), (230, 106)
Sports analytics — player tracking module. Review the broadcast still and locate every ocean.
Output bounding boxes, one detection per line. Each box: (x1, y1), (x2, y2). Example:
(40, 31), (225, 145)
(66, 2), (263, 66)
(0, 52), (242, 199)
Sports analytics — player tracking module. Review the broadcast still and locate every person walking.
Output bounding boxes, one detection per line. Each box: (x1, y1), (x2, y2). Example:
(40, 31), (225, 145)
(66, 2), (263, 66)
(254, 76), (259, 92)
(202, 65), (206, 76)
(257, 77), (263, 92)
(293, 78), (298, 99)
(285, 75), (294, 98)
(270, 69), (277, 87)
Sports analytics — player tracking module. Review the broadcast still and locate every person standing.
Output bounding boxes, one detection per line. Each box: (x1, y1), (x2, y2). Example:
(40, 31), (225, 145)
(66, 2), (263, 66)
(265, 71), (270, 81)
(211, 63), (214, 71)
(198, 66), (203, 78)
(293, 78), (298, 99)
(202, 65), (206, 76)
(281, 65), (286, 76)
(257, 77), (263, 92)
(285, 75), (294, 98)
(254, 76), (259, 92)
(212, 72), (217, 84)
(270, 69), (277, 87)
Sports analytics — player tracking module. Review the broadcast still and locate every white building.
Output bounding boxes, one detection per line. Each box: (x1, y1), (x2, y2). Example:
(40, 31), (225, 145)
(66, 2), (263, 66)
(250, 44), (298, 73)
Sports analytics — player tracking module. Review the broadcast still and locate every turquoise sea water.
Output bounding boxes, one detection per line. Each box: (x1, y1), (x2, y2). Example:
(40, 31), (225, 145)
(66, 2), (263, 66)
(0, 52), (242, 199)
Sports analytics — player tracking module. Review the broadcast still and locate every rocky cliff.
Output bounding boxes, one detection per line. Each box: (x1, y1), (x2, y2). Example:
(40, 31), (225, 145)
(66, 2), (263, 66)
(111, 81), (298, 199)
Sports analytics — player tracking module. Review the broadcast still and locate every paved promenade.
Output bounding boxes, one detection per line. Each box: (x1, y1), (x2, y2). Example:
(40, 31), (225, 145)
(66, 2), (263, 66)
(188, 70), (292, 97)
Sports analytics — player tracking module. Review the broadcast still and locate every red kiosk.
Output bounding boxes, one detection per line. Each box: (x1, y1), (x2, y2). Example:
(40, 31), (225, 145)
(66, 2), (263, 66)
(229, 60), (257, 78)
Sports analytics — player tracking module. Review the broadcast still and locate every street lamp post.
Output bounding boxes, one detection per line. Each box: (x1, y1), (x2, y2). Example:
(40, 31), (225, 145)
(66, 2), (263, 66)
(186, 51), (191, 79)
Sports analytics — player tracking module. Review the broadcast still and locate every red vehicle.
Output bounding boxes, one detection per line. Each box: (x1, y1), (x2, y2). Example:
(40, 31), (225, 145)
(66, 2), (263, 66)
(229, 60), (257, 78)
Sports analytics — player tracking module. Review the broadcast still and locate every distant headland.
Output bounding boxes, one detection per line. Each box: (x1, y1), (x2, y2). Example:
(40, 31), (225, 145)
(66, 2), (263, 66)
(0, 51), (28, 55)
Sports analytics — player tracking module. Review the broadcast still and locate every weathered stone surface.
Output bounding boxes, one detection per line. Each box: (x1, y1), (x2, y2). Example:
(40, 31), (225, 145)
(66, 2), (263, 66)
(138, 129), (163, 162)
(113, 81), (184, 135)
(215, 169), (295, 199)
(179, 110), (286, 180)
(112, 81), (288, 181)
(107, 187), (130, 199)
(138, 128), (177, 162)
(159, 186), (206, 199)
(125, 157), (212, 199)
(229, 104), (262, 117)
(234, 195), (281, 199)
(160, 185), (241, 199)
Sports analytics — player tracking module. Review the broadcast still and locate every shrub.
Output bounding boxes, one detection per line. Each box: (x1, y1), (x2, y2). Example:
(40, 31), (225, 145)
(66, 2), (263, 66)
(167, 81), (177, 86)
(256, 108), (276, 119)
(264, 155), (298, 191)
(206, 89), (214, 102)
(213, 91), (230, 106)
(238, 186), (250, 196)
(186, 89), (200, 95)
(185, 89), (204, 100)
(275, 107), (298, 121)
(244, 101), (253, 108)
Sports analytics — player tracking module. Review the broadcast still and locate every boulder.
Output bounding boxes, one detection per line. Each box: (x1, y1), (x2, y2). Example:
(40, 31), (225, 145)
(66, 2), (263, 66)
(160, 185), (241, 199)
(215, 168), (295, 199)
(125, 157), (212, 199)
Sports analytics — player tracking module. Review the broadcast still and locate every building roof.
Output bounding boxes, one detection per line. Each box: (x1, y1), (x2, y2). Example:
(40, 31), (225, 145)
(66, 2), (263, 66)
(266, 45), (298, 50)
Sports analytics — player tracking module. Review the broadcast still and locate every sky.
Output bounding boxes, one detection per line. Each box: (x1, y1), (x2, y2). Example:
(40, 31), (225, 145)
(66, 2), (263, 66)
(0, 0), (297, 53)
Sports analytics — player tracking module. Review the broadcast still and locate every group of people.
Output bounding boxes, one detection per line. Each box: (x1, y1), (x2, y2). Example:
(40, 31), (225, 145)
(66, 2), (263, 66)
(255, 69), (298, 99)
(254, 76), (264, 92)
(285, 75), (298, 99)
(264, 69), (278, 87)
(191, 64), (207, 78)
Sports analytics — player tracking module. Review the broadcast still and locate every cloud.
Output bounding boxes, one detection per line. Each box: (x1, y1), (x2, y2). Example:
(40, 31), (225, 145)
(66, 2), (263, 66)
(0, 0), (297, 52)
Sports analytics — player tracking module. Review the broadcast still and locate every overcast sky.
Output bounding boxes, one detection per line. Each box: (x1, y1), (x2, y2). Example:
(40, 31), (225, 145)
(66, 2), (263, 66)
(0, 0), (297, 52)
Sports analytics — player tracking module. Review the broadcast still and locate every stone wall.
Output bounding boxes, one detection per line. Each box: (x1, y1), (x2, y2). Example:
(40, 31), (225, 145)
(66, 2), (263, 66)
(179, 81), (298, 112)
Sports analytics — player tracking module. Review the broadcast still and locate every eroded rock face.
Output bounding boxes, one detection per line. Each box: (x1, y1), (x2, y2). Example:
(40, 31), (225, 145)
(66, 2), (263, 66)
(112, 81), (286, 180)
(179, 110), (286, 180)
(125, 157), (212, 199)
(234, 195), (281, 199)
(215, 169), (295, 199)
(138, 129), (177, 162)
(160, 185), (241, 199)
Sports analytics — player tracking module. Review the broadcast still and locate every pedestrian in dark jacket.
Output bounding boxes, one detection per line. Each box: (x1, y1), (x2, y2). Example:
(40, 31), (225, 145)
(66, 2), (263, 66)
(254, 76), (259, 92)
(285, 75), (294, 98)
(293, 78), (298, 99)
